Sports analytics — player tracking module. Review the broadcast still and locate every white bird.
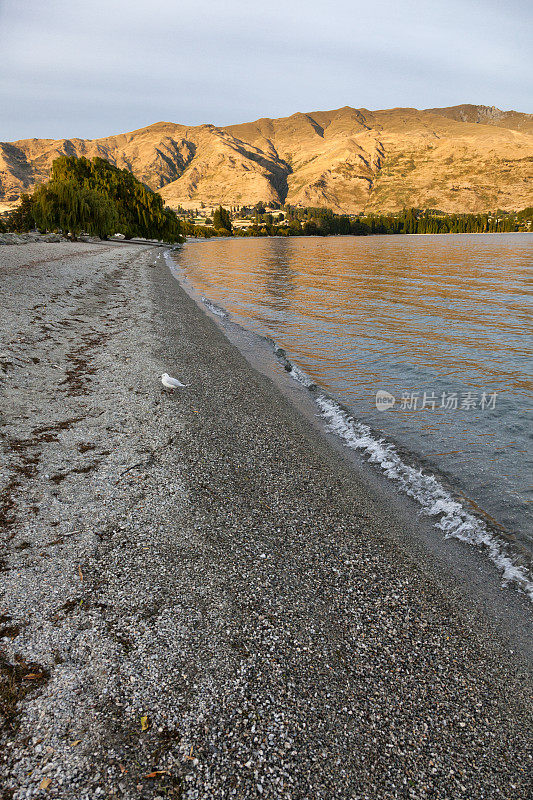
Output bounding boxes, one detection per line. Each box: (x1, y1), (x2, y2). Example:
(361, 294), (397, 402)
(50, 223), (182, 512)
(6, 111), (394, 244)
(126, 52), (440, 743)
(161, 372), (187, 389)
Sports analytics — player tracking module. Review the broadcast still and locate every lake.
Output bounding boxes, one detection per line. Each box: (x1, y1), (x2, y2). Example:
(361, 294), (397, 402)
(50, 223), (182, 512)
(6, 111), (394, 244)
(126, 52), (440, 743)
(173, 233), (533, 595)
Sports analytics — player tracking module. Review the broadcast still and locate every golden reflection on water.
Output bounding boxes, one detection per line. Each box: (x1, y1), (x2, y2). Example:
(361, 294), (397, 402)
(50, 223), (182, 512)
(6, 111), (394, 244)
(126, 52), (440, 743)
(181, 235), (532, 393)
(177, 234), (532, 538)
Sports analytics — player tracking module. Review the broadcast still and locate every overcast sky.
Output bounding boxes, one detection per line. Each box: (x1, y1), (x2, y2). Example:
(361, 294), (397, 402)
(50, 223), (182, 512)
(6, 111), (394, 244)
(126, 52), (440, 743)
(0, 0), (531, 141)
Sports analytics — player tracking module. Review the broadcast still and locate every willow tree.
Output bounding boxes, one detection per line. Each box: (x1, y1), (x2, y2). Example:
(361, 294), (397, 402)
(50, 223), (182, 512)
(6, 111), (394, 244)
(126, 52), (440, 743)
(32, 180), (118, 238)
(26, 155), (183, 242)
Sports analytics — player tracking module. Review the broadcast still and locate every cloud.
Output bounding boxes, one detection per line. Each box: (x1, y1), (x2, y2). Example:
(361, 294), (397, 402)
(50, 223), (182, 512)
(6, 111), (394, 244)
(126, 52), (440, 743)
(0, 0), (531, 140)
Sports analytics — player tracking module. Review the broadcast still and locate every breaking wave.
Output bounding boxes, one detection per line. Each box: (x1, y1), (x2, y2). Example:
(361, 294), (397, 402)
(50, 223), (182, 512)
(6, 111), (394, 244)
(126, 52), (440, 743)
(201, 296), (229, 318)
(280, 351), (533, 601)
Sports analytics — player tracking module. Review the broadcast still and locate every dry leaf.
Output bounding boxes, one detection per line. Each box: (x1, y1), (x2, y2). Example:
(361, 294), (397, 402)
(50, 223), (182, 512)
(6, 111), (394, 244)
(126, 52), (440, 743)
(39, 777), (51, 790)
(70, 740), (81, 747)
(23, 673), (43, 681)
(140, 715), (150, 731)
(78, 565), (83, 582)
(119, 764), (127, 774)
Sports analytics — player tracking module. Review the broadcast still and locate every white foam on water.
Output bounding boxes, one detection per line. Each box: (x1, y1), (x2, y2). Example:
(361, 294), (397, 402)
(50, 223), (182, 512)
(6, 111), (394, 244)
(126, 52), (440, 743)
(201, 296), (228, 318)
(288, 363), (315, 389)
(313, 394), (533, 601)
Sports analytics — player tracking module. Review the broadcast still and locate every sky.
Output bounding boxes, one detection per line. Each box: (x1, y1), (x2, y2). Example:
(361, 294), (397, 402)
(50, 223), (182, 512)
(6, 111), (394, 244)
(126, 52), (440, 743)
(0, 0), (531, 141)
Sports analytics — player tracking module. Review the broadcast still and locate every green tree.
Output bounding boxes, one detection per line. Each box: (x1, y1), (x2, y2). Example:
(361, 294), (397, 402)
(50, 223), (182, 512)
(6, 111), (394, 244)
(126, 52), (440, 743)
(8, 194), (36, 232)
(12, 156), (183, 242)
(213, 205), (232, 233)
(32, 180), (117, 238)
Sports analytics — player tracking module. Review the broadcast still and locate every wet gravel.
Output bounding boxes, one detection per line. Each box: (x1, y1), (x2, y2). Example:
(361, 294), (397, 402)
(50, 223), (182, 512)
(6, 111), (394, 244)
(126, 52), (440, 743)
(0, 241), (531, 799)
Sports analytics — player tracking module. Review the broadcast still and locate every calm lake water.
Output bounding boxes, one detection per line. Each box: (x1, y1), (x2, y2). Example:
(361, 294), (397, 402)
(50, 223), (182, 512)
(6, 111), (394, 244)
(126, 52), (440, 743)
(173, 234), (533, 593)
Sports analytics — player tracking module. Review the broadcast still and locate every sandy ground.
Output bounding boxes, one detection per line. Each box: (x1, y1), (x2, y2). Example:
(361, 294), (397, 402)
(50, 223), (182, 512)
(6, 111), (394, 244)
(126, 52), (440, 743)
(0, 241), (531, 800)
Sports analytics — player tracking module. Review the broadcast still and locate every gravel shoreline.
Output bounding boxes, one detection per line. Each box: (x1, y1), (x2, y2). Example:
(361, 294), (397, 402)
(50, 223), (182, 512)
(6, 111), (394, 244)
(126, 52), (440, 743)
(0, 242), (531, 799)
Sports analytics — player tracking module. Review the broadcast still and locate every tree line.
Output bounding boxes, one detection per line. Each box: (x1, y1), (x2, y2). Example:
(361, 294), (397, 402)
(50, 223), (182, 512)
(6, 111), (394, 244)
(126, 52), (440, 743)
(255, 205), (530, 236)
(173, 203), (532, 239)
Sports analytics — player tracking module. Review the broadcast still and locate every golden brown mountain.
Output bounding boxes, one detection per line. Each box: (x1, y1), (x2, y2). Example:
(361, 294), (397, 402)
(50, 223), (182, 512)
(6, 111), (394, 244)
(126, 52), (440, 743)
(1, 104), (532, 213)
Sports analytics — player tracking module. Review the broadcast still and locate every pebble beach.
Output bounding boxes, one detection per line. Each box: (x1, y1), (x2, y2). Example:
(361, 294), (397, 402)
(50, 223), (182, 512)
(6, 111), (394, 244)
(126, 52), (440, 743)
(0, 240), (531, 799)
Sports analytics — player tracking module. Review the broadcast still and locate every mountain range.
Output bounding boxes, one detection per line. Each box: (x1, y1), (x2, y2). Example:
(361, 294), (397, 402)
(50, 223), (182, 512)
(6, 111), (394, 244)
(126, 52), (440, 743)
(1, 104), (532, 213)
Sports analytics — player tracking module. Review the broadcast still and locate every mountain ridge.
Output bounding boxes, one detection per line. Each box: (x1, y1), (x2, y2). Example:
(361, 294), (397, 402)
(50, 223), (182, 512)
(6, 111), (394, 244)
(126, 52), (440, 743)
(1, 104), (532, 213)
